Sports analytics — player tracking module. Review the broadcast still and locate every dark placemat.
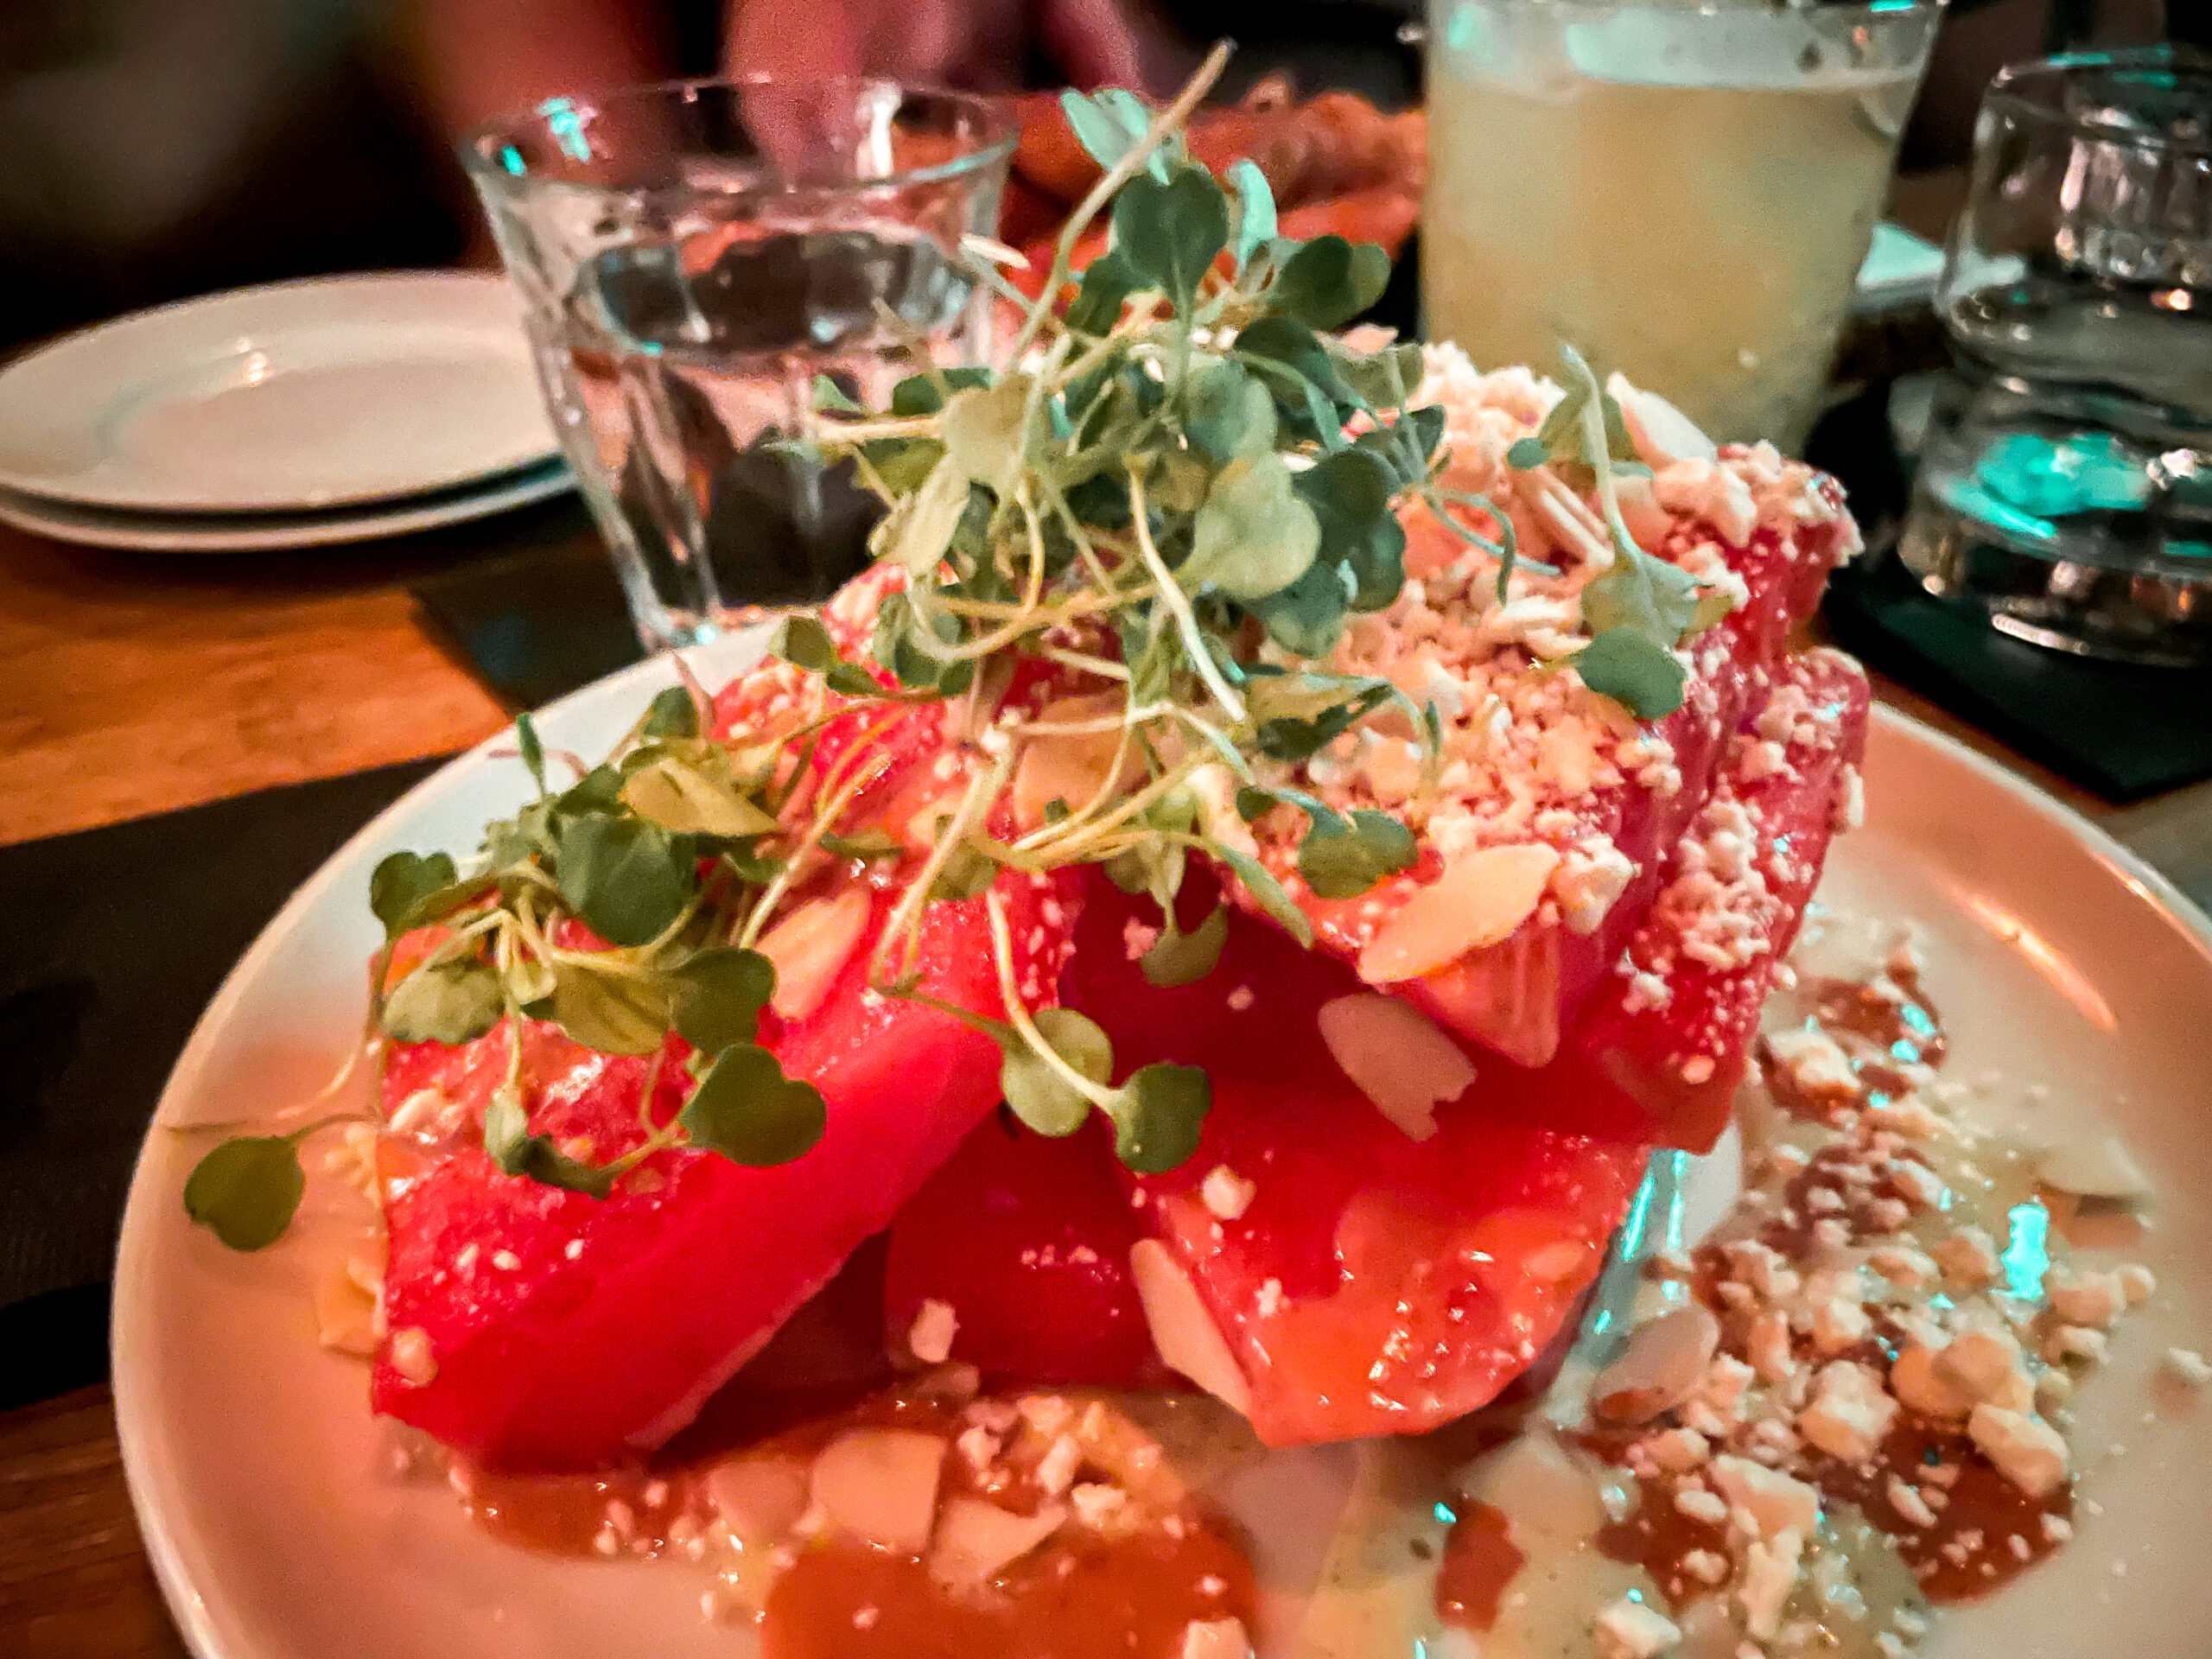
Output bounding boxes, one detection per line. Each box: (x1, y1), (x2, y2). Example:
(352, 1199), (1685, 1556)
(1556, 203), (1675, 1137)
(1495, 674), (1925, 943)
(410, 537), (645, 711)
(1825, 550), (2212, 802)
(0, 757), (448, 1408)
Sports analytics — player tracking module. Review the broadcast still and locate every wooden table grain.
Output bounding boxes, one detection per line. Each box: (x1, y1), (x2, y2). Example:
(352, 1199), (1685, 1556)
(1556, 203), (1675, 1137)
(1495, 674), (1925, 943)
(1, 497), (2208, 1659)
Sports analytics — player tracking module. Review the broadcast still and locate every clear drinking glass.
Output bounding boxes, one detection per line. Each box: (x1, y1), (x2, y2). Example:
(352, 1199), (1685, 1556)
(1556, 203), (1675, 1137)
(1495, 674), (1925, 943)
(463, 79), (1014, 651)
(1899, 47), (2212, 666)
(1422, 0), (1942, 449)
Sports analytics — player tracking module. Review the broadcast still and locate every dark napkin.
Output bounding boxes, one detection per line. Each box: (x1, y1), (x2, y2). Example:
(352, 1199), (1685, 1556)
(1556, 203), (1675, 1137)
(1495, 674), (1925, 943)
(410, 537), (645, 711)
(0, 757), (447, 1408)
(1806, 383), (2212, 803)
(1824, 550), (2212, 801)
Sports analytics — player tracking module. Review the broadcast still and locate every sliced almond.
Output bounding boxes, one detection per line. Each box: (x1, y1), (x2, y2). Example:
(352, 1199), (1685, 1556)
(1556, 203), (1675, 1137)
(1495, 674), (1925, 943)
(808, 1428), (946, 1554)
(1129, 1240), (1251, 1417)
(706, 1455), (811, 1543)
(1457, 1429), (1605, 1546)
(1012, 692), (1135, 829)
(927, 1497), (1067, 1588)
(1606, 371), (1717, 468)
(2035, 1135), (2154, 1203)
(313, 1259), (378, 1357)
(1590, 1304), (1721, 1422)
(1358, 842), (1561, 985)
(757, 887), (872, 1020)
(1315, 994), (1477, 1141)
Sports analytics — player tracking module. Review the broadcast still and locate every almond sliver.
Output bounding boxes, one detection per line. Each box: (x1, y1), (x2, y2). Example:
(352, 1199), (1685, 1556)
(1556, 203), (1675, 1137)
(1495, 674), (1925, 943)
(1130, 1240), (1251, 1417)
(1357, 843), (1561, 985)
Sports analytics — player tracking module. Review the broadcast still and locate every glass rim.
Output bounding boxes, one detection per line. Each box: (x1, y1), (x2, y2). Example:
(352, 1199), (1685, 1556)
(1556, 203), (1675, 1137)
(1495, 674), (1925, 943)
(460, 73), (1019, 197)
(1982, 45), (2212, 156)
(1426, 0), (1942, 20)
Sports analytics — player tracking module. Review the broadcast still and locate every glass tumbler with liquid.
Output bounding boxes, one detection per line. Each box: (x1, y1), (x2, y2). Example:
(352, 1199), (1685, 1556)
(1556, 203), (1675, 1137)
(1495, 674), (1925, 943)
(464, 79), (1013, 651)
(1423, 0), (1941, 449)
(1902, 48), (2212, 666)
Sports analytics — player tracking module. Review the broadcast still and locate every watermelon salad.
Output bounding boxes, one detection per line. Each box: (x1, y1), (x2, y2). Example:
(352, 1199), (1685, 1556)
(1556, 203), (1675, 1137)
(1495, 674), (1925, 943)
(175, 61), (1897, 1659)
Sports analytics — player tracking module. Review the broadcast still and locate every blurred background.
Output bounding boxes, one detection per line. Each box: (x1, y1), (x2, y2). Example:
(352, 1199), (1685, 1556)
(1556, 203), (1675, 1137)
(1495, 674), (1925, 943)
(3, 0), (2201, 353)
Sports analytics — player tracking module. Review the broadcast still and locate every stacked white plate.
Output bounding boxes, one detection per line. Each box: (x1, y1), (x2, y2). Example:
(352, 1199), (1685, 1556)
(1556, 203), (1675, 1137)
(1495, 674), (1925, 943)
(0, 272), (574, 552)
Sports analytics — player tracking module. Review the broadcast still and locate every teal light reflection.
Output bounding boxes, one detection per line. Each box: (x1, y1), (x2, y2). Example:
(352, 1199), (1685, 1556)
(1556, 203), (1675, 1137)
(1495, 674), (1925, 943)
(2000, 1201), (2051, 1300)
(499, 144), (526, 177)
(538, 97), (594, 164)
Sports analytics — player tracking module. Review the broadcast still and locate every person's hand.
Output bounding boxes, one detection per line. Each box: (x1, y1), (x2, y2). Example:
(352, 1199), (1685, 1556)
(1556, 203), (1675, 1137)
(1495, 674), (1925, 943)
(727, 0), (1174, 92)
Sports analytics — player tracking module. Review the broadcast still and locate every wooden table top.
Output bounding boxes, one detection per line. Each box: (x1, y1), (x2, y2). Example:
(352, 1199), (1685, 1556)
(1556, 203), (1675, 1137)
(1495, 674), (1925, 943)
(3, 493), (2209, 1659)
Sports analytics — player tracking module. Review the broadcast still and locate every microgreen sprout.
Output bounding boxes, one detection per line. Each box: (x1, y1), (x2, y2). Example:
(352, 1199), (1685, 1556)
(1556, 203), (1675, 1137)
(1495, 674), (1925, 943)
(184, 42), (1738, 1251)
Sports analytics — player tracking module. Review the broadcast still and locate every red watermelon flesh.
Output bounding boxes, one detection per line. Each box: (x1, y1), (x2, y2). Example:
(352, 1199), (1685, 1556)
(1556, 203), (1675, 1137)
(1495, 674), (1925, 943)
(373, 861), (1078, 1470)
(881, 1113), (1162, 1389)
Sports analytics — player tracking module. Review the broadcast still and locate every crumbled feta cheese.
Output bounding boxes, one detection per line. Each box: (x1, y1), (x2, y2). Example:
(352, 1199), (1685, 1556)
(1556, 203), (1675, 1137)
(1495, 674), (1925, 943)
(909, 1299), (958, 1365)
(2163, 1348), (2212, 1387)
(1178, 1617), (1249, 1659)
(2044, 1266), (2125, 1331)
(1764, 1027), (1856, 1096)
(1887, 1478), (1937, 1529)
(1967, 1406), (2069, 1498)
(1708, 1455), (1820, 1539)
(1798, 1362), (1898, 1464)
(1646, 1427), (1711, 1473)
(389, 1326), (436, 1387)
(1933, 1226), (1999, 1289)
(1749, 1313), (1797, 1384)
(1070, 1483), (1128, 1528)
(1593, 1594), (1682, 1659)
(2116, 1264), (2156, 1306)
(1737, 1528), (1805, 1640)
(1036, 1433), (1082, 1496)
(2043, 1325), (2108, 1365)
(1202, 1166), (1255, 1221)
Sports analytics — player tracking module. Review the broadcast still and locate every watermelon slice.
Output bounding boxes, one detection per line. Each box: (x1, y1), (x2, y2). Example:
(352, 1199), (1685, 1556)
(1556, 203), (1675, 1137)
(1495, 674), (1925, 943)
(1234, 460), (1860, 1072)
(881, 1113), (1160, 1388)
(370, 593), (1084, 1469)
(1571, 646), (1870, 1151)
(373, 861), (1077, 1470)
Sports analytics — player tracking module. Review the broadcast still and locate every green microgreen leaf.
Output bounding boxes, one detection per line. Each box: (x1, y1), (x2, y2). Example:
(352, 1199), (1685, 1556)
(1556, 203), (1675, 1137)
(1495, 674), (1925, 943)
(812, 374), (865, 415)
(1569, 628), (1688, 720)
(1179, 453), (1320, 600)
(551, 813), (696, 949)
(1112, 165), (1230, 315)
(380, 956), (505, 1045)
(183, 1135), (306, 1251)
(1060, 87), (1160, 178)
(772, 615), (837, 672)
(1246, 673), (1397, 762)
(641, 684), (701, 739)
(1140, 904), (1228, 988)
(1210, 842), (1313, 947)
(620, 751), (777, 838)
(516, 714), (547, 794)
(483, 1084), (618, 1197)
(1294, 446), (1405, 613)
(1001, 1007), (1114, 1137)
(942, 374), (1032, 497)
(931, 842), (1001, 903)
(1228, 159), (1276, 269)
(679, 1045), (828, 1166)
(667, 946), (775, 1054)
(1267, 235), (1392, 331)
(1506, 435), (1549, 471)
(1065, 249), (1141, 336)
(369, 850), (459, 942)
(1112, 1064), (1210, 1173)
(502, 949), (556, 1008)
(1297, 809), (1417, 899)
(882, 455), (972, 575)
(550, 959), (670, 1055)
(1183, 360), (1277, 463)
(890, 365), (993, 418)
(1580, 546), (1704, 650)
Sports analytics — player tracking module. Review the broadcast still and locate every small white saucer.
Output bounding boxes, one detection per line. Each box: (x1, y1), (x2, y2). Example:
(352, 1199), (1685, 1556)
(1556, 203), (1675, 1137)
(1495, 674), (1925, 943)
(0, 461), (575, 554)
(0, 273), (560, 515)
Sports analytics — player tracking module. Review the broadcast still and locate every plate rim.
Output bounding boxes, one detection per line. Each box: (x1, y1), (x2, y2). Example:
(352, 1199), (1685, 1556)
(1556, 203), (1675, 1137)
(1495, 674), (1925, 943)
(0, 460), (575, 554)
(106, 670), (2212, 1659)
(0, 270), (558, 516)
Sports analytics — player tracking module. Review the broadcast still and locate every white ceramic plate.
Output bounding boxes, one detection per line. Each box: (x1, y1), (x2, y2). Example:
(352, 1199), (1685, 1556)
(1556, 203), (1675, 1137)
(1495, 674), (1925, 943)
(111, 645), (2212, 1659)
(0, 461), (573, 554)
(0, 274), (559, 515)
